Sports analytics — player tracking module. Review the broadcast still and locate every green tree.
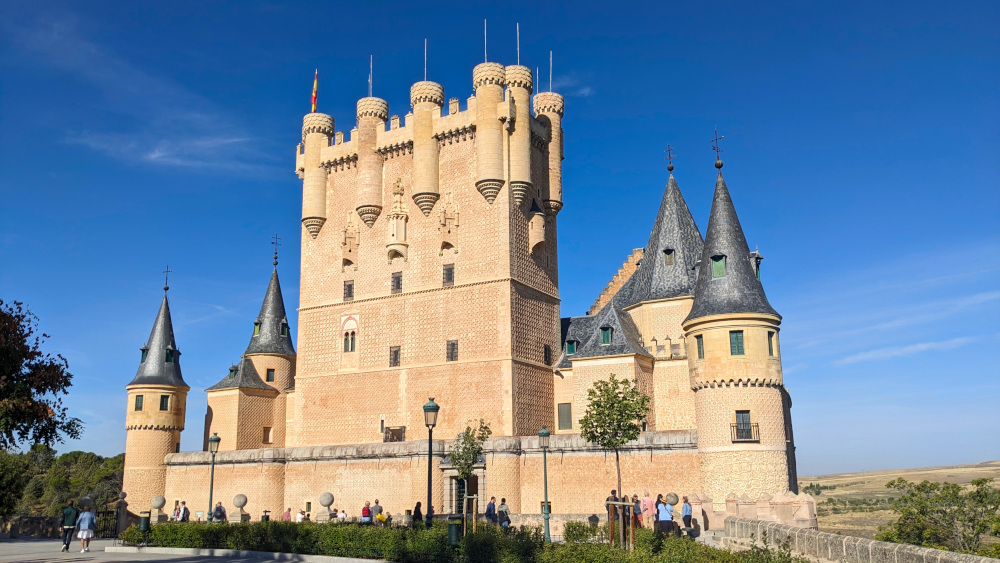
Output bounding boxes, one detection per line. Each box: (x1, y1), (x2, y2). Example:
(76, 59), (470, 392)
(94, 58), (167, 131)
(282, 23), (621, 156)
(578, 374), (650, 508)
(450, 420), (491, 533)
(875, 477), (1000, 555)
(0, 449), (30, 515)
(0, 300), (83, 449)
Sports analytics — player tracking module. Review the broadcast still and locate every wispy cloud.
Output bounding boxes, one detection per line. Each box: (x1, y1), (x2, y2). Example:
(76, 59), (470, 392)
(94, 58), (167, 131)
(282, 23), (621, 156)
(836, 336), (976, 366)
(4, 14), (276, 173)
(551, 75), (594, 97)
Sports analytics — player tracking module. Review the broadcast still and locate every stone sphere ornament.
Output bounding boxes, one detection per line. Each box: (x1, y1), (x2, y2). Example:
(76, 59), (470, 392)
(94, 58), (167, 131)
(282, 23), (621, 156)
(233, 494), (248, 509)
(151, 496), (166, 510)
(119, 492), (127, 500)
(319, 492), (334, 508)
(666, 492), (679, 505)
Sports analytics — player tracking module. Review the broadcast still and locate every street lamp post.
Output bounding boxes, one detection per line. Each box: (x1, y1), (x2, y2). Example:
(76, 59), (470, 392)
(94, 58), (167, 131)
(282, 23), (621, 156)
(538, 426), (551, 543)
(207, 433), (221, 520)
(423, 398), (440, 529)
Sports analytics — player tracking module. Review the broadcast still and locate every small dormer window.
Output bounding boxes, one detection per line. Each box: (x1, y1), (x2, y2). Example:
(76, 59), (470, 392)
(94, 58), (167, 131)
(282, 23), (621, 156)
(281, 323), (289, 337)
(228, 365), (237, 379)
(754, 256), (762, 280)
(253, 322), (261, 336)
(566, 340), (577, 354)
(140, 349), (147, 363)
(600, 327), (612, 345)
(165, 349), (174, 363)
(711, 255), (727, 278)
(663, 249), (674, 266)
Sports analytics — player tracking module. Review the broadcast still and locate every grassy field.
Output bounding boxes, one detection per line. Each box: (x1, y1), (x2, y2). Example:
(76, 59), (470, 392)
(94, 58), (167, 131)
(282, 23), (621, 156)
(798, 460), (1000, 539)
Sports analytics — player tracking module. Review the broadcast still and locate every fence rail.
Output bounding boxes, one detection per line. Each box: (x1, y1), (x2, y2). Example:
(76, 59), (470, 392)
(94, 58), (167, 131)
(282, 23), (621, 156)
(730, 423), (760, 443)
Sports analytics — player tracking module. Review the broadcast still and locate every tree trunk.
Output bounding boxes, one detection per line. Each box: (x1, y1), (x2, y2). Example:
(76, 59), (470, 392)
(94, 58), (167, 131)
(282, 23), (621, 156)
(462, 478), (468, 536)
(615, 449), (624, 547)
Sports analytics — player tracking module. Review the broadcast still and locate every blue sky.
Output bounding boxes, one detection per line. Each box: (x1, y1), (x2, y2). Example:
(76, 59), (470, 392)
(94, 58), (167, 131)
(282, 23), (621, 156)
(0, 1), (997, 476)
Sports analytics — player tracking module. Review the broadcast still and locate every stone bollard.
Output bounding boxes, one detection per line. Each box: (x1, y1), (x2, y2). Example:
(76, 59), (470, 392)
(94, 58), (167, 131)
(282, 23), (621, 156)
(228, 494), (251, 523)
(151, 495), (169, 523)
(115, 493), (130, 534)
(315, 493), (335, 522)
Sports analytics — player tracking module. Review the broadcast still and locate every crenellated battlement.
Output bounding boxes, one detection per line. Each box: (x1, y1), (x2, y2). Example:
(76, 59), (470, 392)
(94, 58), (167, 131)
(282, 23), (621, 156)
(409, 81), (444, 107)
(533, 92), (564, 117)
(301, 113), (334, 141)
(504, 64), (533, 93)
(356, 97), (389, 121)
(472, 62), (506, 88)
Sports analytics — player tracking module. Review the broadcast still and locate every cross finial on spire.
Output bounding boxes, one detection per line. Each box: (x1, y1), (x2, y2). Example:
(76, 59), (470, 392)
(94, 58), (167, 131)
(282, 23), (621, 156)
(163, 265), (172, 292)
(664, 144), (676, 172)
(271, 234), (281, 267)
(711, 127), (725, 169)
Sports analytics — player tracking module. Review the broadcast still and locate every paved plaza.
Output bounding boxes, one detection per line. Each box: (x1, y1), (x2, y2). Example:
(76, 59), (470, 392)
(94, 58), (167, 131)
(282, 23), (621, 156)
(0, 538), (316, 563)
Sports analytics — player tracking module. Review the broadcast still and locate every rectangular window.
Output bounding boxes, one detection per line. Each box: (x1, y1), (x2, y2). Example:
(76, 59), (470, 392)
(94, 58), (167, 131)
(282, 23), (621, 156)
(663, 249), (674, 266)
(557, 403), (572, 430)
(712, 255), (727, 278)
(446, 340), (458, 362)
(696, 335), (705, 359)
(159, 395), (169, 411)
(600, 327), (612, 345)
(263, 427), (272, 444)
(729, 331), (745, 355)
(165, 349), (174, 363)
(344, 280), (354, 301)
(734, 410), (755, 441)
(266, 369), (275, 382)
(253, 323), (260, 336)
(389, 346), (401, 367)
(305, 502), (312, 513)
(175, 443), (181, 453)
(767, 332), (775, 356)
(391, 272), (402, 294)
(543, 345), (552, 366)
(281, 324), (289, 336)
(566, 340), (577, 354)
(134, 395), (143, 411)
(443, 264), (455, 287)
(140, 349), (147, 363)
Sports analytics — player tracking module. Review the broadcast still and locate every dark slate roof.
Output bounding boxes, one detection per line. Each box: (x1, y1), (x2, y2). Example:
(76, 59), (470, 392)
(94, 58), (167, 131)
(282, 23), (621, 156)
(685, 171), (780, 322)
(206, 357), (276, 391)
(614, 173), (704, 308)
(556, 314), (598, 368)
(127, 293), (188, 388)
(561, 302), (652, 364)
(244, 269), (296, 356)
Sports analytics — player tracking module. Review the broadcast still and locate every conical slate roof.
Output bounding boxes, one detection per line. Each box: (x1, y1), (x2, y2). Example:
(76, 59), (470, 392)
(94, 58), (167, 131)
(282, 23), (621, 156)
(567, 302), (652, 361)
(127, 293), (188, 388)
(206, 357), (275, 391)
(244, 269), (295, 356)
(686, 171), (779, 322)
(614, 173), (704, 308)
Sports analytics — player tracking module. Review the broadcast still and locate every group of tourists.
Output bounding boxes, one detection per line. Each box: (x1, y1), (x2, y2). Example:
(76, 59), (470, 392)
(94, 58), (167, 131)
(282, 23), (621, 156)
(483, 496), (511, 527)
(58, 499), (97, 553)
(606, 489), (695, 538)
(170, 501), (190, 521)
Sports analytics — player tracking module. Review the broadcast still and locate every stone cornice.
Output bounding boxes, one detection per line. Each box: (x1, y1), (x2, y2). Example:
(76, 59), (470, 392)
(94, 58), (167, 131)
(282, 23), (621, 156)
(691, 378), (784, 391)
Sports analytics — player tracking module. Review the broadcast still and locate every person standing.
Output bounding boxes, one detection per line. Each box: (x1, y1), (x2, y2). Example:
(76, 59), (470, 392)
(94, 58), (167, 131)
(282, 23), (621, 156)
(681, 496), (693, 530)
(282, 508), (292, 522)
(485, 497), (497, 524)
(76, 505), (96, 553)
(605, 490), (619, 544)
(412, 502), (423, 527)
(296, 509), (305, 523)
(171, 503), (181, 522)
(371, 499), (383, 525)
(632, 494), (642, 529)
(497, 498), (510, 528)
(361, 501), (372, 523)
(60, 499), (79, 552)
(655, 494), (670, 535)
(641, 492), (655, 530)
(178, 501), (190, 522)
(211, 502), (227, 523)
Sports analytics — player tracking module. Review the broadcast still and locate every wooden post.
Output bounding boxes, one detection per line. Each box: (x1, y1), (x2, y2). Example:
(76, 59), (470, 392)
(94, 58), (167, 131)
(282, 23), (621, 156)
(473, 497), (478, 533)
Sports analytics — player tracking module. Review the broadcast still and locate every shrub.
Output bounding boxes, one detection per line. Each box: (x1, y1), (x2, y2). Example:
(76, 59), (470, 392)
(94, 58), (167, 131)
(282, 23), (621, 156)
(563, 520), (598, 543)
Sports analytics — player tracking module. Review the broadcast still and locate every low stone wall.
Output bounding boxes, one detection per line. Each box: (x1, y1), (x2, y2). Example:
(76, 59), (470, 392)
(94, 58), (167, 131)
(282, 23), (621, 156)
(723, 516), (996, 563)
(0, 516), (63, 539)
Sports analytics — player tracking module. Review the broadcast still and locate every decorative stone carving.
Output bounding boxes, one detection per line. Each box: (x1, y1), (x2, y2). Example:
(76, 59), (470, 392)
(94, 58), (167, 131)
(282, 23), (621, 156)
(342, 212), (359, 270)
(229, 494), (250, 523)
(476, 179), (503, 204)
(439, 190), (460, 254)
(386, 179), (409, 263)
(151, 495), (169, 523)
(316, 492), (335, 522)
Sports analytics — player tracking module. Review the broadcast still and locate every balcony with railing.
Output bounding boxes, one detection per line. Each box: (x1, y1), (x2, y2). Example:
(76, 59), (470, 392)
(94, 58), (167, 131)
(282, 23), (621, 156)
(383, 426), (406, 442)
(731, 423), (760, 443)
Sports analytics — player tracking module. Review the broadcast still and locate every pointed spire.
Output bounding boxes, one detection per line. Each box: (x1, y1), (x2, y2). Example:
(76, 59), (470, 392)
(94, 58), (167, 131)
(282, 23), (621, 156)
(685, 169), (779, 323)
(614, 170), (704, 308)
(128, 292), (188, 388)
(244, 267), (295, 356)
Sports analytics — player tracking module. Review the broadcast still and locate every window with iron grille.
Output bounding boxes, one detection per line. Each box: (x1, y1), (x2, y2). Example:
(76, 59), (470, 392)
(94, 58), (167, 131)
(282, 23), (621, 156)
(712, 255), (727, 278)
(768, 331), (775, 356)
(391, 272), (403, 294)
(266, 368), (275, 382)
(696, 335), (705, 359)
(134, 395), (143, 411)
(543, 344), (552, 366)
(733, 410), (758, 442)
(557, 403), (572, 430)
(389, 346), (401, 367)
(443, 264), (455, 287)
(343, 280), (354, 301)
(446, 340), (458, 361)
(729, 331), (745, 355)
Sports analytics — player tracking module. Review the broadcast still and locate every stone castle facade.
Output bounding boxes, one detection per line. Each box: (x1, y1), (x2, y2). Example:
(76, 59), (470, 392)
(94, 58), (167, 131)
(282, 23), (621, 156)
(122, 60), (814, 529)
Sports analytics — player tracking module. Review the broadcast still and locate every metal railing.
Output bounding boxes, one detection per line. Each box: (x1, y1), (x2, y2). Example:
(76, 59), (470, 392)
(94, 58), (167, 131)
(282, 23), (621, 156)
(731, 423), (760, 443)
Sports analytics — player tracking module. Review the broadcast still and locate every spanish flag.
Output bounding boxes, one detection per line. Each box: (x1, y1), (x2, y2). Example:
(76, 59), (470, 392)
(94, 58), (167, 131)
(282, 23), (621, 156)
(311, 69), (318, 113)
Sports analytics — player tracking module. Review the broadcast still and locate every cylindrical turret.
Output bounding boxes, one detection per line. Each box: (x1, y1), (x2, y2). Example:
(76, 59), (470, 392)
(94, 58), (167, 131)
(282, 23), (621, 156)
(505, 65), (533, 206)
(473, 63), (506, 204)
(355, 97), (389, 227)
(410, 81), (444, 215)
(528, 200), (546, 254)
(301, 113), (334, 238)
(533, 92), (564, 215)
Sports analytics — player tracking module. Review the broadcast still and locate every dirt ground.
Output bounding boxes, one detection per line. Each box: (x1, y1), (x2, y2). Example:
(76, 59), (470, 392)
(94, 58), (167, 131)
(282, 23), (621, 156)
(797, 460), (1000, 539)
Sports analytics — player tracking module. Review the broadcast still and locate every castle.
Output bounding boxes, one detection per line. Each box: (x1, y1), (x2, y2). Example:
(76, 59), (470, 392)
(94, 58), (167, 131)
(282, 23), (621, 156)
(122, 59), (813, 529)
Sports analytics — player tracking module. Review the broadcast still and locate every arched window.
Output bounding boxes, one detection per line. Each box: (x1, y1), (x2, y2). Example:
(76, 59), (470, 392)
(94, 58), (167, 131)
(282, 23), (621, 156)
(343, 332), (351, 353)
(350, 331), (356, 352)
